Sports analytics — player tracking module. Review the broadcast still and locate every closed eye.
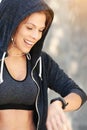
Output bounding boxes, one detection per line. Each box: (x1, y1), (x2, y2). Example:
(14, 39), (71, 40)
(39, 29), (44, 32)
(39, 27), (45, 32)
(26, 26), (33, 30)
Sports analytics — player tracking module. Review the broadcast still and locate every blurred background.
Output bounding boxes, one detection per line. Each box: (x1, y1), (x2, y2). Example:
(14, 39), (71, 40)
(0, 0), (87, 130)
(44, 0), (87, 130)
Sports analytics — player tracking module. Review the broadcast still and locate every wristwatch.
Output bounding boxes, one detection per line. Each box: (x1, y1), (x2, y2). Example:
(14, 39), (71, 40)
(50, 97), (68, 109)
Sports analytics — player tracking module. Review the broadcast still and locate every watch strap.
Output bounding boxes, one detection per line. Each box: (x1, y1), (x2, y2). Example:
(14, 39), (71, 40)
(50, 97), (68, 109)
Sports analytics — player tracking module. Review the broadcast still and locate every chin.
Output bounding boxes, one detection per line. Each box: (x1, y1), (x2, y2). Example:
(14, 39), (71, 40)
(24, 49), (31, 54)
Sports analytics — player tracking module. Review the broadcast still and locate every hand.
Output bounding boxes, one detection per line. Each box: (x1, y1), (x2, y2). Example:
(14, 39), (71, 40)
(46, 101), (72, 130)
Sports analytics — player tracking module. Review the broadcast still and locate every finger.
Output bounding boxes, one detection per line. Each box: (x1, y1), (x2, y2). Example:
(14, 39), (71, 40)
(62, 123), (72, 130)
(50, 115), (66, 130)
(55, 114), (64, 129)
(64, 119), (72, 130)
(55, 111), (72, 130)
(46, 116), (61, 130)
(50, 116), (60, 130)
(58, 110), (67, 123)
(46, 119), (53, 130)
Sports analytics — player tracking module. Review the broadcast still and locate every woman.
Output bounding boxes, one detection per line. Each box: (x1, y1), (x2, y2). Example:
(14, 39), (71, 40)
(0, 0), (87, 130)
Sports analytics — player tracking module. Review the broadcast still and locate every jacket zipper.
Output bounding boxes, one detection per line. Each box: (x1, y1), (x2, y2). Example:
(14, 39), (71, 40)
(31, 60), (40, 130)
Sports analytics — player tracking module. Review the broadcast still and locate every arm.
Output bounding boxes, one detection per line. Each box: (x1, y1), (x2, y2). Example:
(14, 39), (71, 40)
(51, 92), (82, 112)
(63, 93), (82, 111)
(46, 93), (82, 130)
(42, 52), (87, 130)
(46, 98), (73, 130)
(43, 52), (87, 107)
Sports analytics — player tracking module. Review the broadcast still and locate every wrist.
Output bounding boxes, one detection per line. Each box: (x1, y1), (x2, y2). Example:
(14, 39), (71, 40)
(50, 97), (68, 109)
(53, 100), (63, 108)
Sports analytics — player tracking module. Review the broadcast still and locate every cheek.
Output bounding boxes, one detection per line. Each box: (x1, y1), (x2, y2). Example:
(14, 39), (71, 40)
(14, 29), (25, 42)
(14, 33), (21, 44)
(13, 33), (23, 49)
(14, 25), (26, 38)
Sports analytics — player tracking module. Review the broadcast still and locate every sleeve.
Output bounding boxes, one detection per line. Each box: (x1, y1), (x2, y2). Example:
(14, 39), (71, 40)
(43, 52), (87, 105)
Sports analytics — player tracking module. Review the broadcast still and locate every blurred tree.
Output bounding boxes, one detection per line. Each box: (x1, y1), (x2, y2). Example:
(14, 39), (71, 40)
(44, 0), (87, 130)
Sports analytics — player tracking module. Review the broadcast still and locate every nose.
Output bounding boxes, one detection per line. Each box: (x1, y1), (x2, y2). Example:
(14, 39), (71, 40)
(32, 30), (40, 40)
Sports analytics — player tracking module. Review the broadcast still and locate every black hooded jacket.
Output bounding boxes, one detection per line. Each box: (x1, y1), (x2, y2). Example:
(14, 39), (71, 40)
(0, 0), (87, 130)
(0, 0), (53, 62)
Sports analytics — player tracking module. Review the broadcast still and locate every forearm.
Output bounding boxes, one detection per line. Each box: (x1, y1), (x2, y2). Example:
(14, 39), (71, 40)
(63, 93), (82, 112)
(56, 93), (82, 112)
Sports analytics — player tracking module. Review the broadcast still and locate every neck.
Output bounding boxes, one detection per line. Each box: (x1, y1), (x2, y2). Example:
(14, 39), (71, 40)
(7, 43), (26, 57)
(7, 51), (25, 57)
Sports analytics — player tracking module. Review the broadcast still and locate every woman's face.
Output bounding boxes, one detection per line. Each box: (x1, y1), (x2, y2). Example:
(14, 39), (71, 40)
(12, 12), (46, 54)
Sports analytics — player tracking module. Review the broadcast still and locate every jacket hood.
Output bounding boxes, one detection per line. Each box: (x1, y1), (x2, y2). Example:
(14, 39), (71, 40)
(0, 0), (54, 65)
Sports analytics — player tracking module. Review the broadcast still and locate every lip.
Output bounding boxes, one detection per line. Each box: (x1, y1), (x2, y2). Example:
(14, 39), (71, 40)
(24, 39), (34, 47)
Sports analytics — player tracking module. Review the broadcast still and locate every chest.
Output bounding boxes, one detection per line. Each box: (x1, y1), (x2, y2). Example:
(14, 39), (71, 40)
(5, 57), (27, 81)
(0, 60), (38, 107)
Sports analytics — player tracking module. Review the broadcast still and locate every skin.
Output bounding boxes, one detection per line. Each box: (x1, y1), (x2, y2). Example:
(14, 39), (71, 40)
(46, 93), (82, 130)
(0, 12), (82, 130)
(0, 12), (46, 130)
